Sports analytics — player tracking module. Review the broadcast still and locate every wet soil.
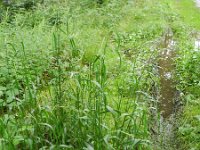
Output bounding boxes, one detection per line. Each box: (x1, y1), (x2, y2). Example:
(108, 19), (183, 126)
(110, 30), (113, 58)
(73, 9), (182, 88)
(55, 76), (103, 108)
(158, 31), (176, 118)
(151, 30), (179, 150)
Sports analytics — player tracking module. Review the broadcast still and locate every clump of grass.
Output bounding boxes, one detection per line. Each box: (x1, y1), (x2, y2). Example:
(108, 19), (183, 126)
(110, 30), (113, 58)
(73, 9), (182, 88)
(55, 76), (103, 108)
(175, 35), (200, 149)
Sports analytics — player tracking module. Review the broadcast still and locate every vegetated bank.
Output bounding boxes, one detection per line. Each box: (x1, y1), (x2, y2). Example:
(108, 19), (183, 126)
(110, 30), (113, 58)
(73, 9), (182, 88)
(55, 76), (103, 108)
(0, 0), (199, 149)
(170, 0), (200, 149)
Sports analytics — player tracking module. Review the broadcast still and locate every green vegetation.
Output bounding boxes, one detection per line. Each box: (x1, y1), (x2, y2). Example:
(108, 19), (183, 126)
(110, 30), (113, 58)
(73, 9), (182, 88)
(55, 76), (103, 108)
(0, 0), (199, 149)
(169, 0), (200, 149)
(175, 36), (200, 150)
(171, 0), (200, 29)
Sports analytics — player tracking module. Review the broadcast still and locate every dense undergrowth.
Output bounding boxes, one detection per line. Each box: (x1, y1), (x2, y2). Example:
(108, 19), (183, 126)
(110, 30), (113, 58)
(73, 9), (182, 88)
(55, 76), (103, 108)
(171, 0), (200, 149)
(0, 0), (199, 149)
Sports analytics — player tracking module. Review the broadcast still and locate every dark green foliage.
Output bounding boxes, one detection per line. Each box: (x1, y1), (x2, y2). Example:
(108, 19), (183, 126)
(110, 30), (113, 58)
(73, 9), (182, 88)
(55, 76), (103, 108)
(97, 0), (104, 4)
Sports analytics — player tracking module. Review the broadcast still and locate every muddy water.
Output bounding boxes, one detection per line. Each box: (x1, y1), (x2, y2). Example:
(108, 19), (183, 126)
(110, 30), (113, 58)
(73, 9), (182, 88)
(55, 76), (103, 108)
(158, 33), (176, 118)
(196, 0), (200, 7)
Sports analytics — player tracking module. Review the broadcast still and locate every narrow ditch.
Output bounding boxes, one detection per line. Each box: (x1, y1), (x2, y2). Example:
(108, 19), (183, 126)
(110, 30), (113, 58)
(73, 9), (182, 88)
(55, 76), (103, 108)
(153, 1), (200, 147)
(151, 28), (180, 149)
(158, 30), (176, 118)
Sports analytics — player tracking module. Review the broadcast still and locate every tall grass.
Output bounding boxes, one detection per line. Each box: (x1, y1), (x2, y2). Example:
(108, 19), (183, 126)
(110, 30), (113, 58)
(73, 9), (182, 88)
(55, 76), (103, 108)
(0, 0), (183, 149)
